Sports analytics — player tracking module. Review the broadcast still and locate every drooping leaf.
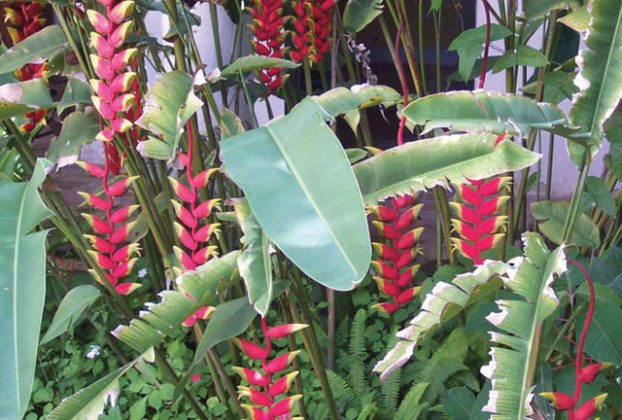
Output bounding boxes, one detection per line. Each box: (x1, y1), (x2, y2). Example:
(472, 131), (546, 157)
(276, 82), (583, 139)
(354, 135), (540, 205)
(0, 159), (52, 419)
(374, 260), (507, 381)
(47, 350), (153, 420)
(568, 0), (622, 166)
(523, 0), (579, 20)
(584, 176), (617, 216)
(219, 108), (245, 139)
(0, 26), (66, 75)
(442, 386), (475, 420)
(220, 96), (370, 291)
(531, 200), (600, 248)
(558, 4), (590, 33)
(589, 247), (622, 297)
(343, 0), (383, 34)
(40, 285), (101, 345)
(111, 252), (239, 353)
(313, 85), (400, 117)
(481, 233), (565, 419)
(575, 302), (622, 364)
(403, 90), (567, 137)
(0, 77), (92, 120)
(448, 25), (512, 82)
(234, 199), (272, 316)
(135, 71), (202, 161)
(220, 56), (299, 77)
(46, 112), (100, 168)
(492, 45), (549, 73)
(394, 382), (430, 420)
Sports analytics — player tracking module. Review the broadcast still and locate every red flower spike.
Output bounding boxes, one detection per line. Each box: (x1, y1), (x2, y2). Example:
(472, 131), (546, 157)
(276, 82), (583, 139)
(174, 246), (197, 270)
(190, 168), (219, 189)
(474, 233), (505, 252)
(110, 71), (136, 93)
(369, 205), (398, 222)
(111, 243), (140, 262)
(194, 305), (215, 320)
(238, 387), (273, 407)
(264, 351), (301, 374)
(84, 234), (115, 254)
(573, 393), (607, 420)
(174, 222), (198, 250)
(395, 227), (424, 250)
(193, 199), (221, 218)
(236, 338), (270, 360)
(265, 324), (308, 340)
(86, 9), (112, 33)
(182, 315), (198, 327)
(109, 221), (136, 244)
(397, 264), (420, 288)
(391, 194), (414, 208)
(395, 203), (424, 229)
(395, 287), (421, 304)
(110, 48), (137, 71)
(371, 302), (400, 313)
(193, 223), (220, 242)
(450, 202), (481, 224)
(452, 238), (480, 261)
(82, 213), (113, 234)
(88, 250), (115, 270)
(90, 32), (115, 58)
(78, 156), (108, 173)
(476, 196), (509, 216)
(456, 184), (482, 205)
(90, 54), (114, 80)
(87, 269), (114, 286)
(109, 20), (134, 48)
(78, 191), (110, 211)
(169, 177), (195, 202)
(233, 367), (270, 387)
(371, 242), (400, 260)
(115, 283), (141, 295)
(108, 176), (138, 197)
(579, 362), (610, 384)
(540, 392), (574, 411)
(171, 200), (198, 228)
(267, 371), (299, 396)
(109, 0), (135, 24)
(90, 79), (114, 101)
(475, 216), (506, 236)
(112, 257), (137, 278)
(371, 220), (400, 239)
(477, 176), (511, 196)
(373, 277), (400, 296)
(241, 405), (272, 420)
(451, 219), (480, 242)
(371, 260), (398, 280)
(109, 204), (139, 224)
(269, 395), (302, 417)
(192, 246), (218, 264)
(394, 248), (419, 270)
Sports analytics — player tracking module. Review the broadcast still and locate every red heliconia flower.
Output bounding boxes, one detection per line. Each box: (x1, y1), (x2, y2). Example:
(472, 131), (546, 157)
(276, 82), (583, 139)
(369, 192), (423, 313)
(249, 0), (288, 95)
(579, 362), (610, 384)
(572, 393), (607, 420)
(540, 392), (574, 411)
(289, 0), (335, 64)
(450, 176), (510, 265)
(4, 2), (48, 132)
(169, 124), (222, 275)
(234, 318), (306, 419)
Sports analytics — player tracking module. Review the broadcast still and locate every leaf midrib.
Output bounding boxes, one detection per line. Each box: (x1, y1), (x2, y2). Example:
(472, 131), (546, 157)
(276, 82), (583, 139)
(265, 125), (360, 278)
(12, 184), (27, 415)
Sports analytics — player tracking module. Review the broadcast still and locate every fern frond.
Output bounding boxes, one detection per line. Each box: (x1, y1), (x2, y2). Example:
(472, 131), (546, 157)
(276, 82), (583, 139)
(394, 382), (430, 420)
(326, 369), (360, 409)
(381, 366), (401, 412)
(349, 309), (368, 358)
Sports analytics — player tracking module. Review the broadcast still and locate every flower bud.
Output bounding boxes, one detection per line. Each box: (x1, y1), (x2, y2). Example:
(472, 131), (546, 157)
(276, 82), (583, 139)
(540, 392), (574, 410)
(115, 282), (141, 295)
(233, 367), (270, 387)
(236, 339), (270, 360)
(269, 395), (302, 417)
(109, 0), (135, 23)
(264, 351), (300, 374)
(267, 371), (298, 396)
(265, 324), (308, 340)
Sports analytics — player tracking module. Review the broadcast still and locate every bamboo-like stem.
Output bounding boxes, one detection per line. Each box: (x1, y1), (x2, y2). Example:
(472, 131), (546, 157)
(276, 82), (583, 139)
(433, 187), (456, 264)
(280, 296), (309, 418)
(303, 58), (313, 96)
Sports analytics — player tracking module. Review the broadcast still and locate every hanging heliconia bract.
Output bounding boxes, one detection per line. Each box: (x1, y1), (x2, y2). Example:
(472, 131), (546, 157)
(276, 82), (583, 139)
(289, 0), (334, 64)
(234, 318), (307, 420)
(4, 1), (48, 132)
(369, 193), (423, 313)
(77, 0), (142, 295)
(249, 0), (288, 95)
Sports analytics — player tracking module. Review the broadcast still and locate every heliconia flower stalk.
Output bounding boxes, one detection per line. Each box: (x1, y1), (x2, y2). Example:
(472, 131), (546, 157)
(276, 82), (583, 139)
(169, 122), (221, 276)
(249, 0), (288, 95)
(369, 192), (424, 313)
(541, 261), (609, 420)
(4, 1), (48, 132)
(289, 0), (334, 64)
(234, 318), (306, 419)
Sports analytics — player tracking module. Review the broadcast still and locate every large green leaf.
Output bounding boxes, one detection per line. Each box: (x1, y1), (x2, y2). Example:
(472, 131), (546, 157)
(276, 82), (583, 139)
(313, 85), (400, 117)
(40, 285), (101, 345)
(568, 0), (622, 166)
(135, 71), (202, 161)
(481, 233), (565, 419)
(448, 25), (512, 82)
(234, 199), (273, 316)
(0, 26), (67, 75)
(374, 260), (507, 381)
(491, 45), (549, 73)
(0, 159), (52, 419)
(112, 252), (239, 353)
(575, 302), (622, 364)
(523, 0), (579, 20)
(220, 97), (370, 291)
(0, 77), (92, 120)
(402, 90), (567, 137)
(354, 134), (541, 205)
(220, 56), (299, 77)
(47, 350), (153, 420)
(531, 200), (600, 248)
(46, 112), (100, 168)
(343, 0), (383, 34)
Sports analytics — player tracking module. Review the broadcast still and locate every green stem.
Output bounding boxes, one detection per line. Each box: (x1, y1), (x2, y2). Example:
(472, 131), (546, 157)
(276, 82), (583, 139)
(303, 58), (313, 96)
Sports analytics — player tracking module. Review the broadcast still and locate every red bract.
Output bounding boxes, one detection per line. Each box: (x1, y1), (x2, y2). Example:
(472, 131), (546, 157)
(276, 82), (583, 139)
(369, 192), (423, 313)
(249, 0), (288, 95)
(169, 123), (221, 275)
(4, 2), (48, 132)
(77, 0), (142, 296)
(289, 0), (334, 64)
(234, 318), (306, 419)
(450, 177), (510, 265)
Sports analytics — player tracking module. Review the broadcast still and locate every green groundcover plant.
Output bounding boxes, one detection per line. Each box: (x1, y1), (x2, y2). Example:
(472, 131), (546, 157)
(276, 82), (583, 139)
(0, 0), (621, 418)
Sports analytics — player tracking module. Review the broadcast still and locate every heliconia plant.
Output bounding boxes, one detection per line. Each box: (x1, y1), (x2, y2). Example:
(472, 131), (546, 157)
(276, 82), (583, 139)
(249, 0), (288, 95)
(4, 1), (48, 132)
(234, 318), (307, 420)
(369, 192), (423, 313)
(289, 0), (334, 64)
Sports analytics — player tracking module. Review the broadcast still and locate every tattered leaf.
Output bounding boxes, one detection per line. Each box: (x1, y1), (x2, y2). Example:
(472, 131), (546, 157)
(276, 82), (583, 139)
(343, 0), (384, 34)
(0, 26), (66, 74)
(531, 200), (600, 248)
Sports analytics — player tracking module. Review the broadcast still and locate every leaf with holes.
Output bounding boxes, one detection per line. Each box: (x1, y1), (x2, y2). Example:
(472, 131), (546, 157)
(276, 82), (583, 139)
(0, 26), (66, 75)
